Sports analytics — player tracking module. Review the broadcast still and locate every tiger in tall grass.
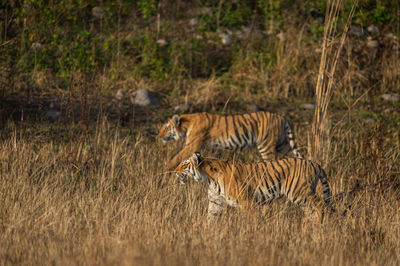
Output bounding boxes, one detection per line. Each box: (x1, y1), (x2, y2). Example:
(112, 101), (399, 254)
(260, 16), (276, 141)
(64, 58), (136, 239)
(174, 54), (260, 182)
(157, 111), (302, 170)
(175, 152), (334, 222)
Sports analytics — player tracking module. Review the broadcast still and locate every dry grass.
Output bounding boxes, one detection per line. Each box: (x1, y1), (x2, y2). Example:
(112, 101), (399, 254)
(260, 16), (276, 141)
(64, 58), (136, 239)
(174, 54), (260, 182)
(0, 117), (399, 266)
(1, 1), (399, 265)
(310, 0), (356, 165)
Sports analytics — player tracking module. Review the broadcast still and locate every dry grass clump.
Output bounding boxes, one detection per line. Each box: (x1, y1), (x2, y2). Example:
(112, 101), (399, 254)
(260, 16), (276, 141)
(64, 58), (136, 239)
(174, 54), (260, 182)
(310, 0), (356, 166)
(0, 117), (399, 265)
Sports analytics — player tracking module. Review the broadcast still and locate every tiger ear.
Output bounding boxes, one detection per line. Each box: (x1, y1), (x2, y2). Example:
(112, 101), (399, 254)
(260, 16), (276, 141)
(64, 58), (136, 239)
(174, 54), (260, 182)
(192, 151), (202, 165)
(171, 115), (180, 126)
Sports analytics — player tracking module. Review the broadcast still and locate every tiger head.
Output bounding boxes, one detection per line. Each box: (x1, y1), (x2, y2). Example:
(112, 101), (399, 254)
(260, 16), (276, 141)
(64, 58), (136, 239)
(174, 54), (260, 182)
(157, 115), (186, 143)
(175, 152), (207, 184)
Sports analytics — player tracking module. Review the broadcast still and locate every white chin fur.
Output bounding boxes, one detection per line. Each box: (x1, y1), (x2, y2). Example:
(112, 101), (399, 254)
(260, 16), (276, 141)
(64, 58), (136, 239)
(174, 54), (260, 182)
(161, 139), (167, 144)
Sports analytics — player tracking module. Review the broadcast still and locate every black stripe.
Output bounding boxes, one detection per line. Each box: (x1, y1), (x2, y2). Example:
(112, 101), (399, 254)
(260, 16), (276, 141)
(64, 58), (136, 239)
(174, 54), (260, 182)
(231, 116), (241, 148)
(247, 113), (258, 141)
(256, 163), (270, 196)
(223, 115), (229, 140)
(273, 160), (285, 193)
(262, 163), (275, 198)
(282, 158), (292, 191)
(286, 159), (298, 196)
(257, 187), (266, 204)
(268, 162), (280, 195)
(236, 116), (250, 144)
(205, 113), (211, 125)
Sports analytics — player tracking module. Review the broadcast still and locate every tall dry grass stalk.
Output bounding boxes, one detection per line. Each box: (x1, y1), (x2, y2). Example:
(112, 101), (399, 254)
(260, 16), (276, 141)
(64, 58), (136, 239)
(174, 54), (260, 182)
(310, 0), (357, 165)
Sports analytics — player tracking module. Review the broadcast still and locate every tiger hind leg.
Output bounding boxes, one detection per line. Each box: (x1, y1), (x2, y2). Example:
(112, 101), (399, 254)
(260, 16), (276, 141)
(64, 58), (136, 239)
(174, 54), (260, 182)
(281, 121), (302, 158)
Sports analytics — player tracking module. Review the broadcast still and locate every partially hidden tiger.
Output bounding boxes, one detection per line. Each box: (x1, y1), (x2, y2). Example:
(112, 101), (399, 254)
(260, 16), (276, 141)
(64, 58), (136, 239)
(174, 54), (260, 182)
(157, 111), (302, 170)
(174, 152), (335, 223)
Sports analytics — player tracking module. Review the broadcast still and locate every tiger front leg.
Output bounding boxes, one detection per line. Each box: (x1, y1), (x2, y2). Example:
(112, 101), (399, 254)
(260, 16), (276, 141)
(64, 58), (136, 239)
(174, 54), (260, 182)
(167, 138), (205, 170)
(207, 190), (226, 222)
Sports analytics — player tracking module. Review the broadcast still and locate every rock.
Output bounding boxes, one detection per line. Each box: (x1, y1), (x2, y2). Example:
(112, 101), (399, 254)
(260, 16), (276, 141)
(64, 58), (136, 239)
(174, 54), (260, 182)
(46, 110), (61, 121)
(363, 118), (376, 124)
(300, 103), (315, 110)
(115, 89), (127, 100)
(316, 17), (324, 24)
(189, 18), (199, 26)
(219, 32), (232, 45)
(194, 34), (203, 40)
(367, 24), (379, 35)
(49, 102), (60, 110)
(236, 26), (251, 39)
(385, 33), (395, 40)
(174, 104), (190, 112)
(31, 42), (43, 51)
(380, 93), (399, 102)
(277, 32), (287, 42)
(92, 6), (105, 19)
(350, 25), (364, 37)
(188, 7), (212, 16)
(366, 37), (379, 49)
(156, 39), (168, 47)
(314, 47), (322, 54)
(133, 89), (160, 106)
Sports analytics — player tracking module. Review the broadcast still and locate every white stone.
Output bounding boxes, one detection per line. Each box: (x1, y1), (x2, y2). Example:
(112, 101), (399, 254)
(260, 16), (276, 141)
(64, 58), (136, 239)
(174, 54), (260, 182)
(188, 7), (212, 16)
(219, 32), (232, 45)
(189, 18), (199, 26)
(174, 104), (190, 112)
(92, 6), (105, 19)
(49, 102), (59, 109)
(300, 103), (315, 110)
(316, 17), (324, 24)
(380, 94), (399, 102)
(367, 25), (379, 34)
(385, 33), (394, 40)
(350, 25), (364, 37)
(277, 32), (287, 42)
(156, 39), (168, 47)
(366, 39), (379, 49)
(133, 89), (160, 106)
(363, 118), (376, 124)
(31, 42), (43, 51)
(46, 110), (61, 121)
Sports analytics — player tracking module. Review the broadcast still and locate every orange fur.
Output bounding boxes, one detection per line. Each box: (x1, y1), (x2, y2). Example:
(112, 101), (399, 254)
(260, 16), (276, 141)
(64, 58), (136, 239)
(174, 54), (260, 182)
(158, 112), (302, 170)
(175, 152), (333, 222)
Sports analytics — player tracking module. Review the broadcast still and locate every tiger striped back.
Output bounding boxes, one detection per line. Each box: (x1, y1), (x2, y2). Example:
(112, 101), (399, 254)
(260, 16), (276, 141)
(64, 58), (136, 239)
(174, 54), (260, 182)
(158, 111), (302, 170)
(175, 152), (334, 222)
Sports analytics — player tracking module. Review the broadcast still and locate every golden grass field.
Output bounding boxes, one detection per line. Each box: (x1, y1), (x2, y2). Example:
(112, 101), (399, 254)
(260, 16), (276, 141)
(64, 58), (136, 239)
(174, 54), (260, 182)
(1, 1), (400, 265)
(0, 114), (399, 265)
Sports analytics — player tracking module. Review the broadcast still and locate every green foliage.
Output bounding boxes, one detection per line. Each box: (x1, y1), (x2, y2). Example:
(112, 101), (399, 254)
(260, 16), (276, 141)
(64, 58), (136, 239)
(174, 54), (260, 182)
(137, 0), (158, 19)
(257, 0), (283, 31)
(0, 0), (399, 93)
(348, 0), (396, 26)
(198, 0), (253, 31)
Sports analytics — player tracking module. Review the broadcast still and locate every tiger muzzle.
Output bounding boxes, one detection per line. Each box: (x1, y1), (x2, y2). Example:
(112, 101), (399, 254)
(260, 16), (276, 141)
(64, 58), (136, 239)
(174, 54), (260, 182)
(177, 173), (187, 184)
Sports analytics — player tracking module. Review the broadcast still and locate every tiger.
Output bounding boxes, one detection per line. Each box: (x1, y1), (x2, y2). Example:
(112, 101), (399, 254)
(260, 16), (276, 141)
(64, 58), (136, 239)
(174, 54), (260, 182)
(157, 111), (302, 170)
(174, 152), (334, 223)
